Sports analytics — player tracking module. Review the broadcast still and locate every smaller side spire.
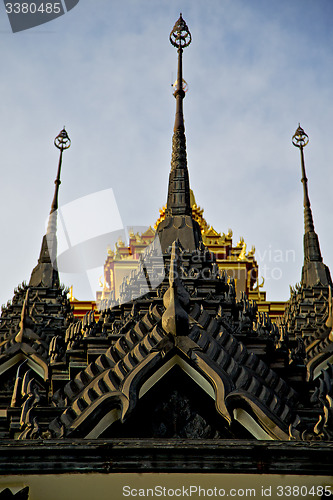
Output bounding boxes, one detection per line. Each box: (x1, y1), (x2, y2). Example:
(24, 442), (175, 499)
(292, 125), (331, 287)
(29, 128), (71, 288)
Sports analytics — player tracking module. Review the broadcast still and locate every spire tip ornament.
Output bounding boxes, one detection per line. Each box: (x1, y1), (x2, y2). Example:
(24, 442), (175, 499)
(292, 124), (309, 149)
(169, 14), (192, 50)
(54, 127), (71, 151)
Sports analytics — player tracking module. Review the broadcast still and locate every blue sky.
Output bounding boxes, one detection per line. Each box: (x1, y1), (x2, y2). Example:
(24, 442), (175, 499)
(1, 0), (333, 305)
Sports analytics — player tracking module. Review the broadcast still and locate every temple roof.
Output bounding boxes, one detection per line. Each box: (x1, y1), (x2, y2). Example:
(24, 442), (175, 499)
(0, 16), (332, 451)
(48, 242), (298, 440)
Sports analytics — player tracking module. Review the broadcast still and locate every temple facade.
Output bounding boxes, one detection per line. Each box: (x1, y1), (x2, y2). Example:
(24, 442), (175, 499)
(0, 14), (332, 499)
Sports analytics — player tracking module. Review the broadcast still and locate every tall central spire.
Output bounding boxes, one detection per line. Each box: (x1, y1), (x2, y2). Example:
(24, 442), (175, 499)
(292, 125), (331, 287)
(166, 14), (192, 217)
(156, 15), (202, 252)
(29, 128), (71, 288)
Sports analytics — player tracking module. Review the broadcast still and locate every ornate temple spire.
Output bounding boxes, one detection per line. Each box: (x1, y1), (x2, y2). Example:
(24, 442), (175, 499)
(166, 14), (192, 217)
(292, 125), (331, 287)
(29, 128), (71, 288)
(156, 15), (202, 252)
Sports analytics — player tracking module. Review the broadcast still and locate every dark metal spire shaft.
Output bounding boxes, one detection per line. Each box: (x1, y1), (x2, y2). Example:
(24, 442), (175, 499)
(297, 133), (315, 235)
(293, 125), (321, 261)
(173, 41), (185, 131)
(50, 128), (71, 214)
(50, 149), (62, 215)
(292, 125), (331, 287)
(166, 14), (192, 217)
(29, 128), (71, 288)
(156, 15), (202, 252)
(46, 128), (71, 237)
